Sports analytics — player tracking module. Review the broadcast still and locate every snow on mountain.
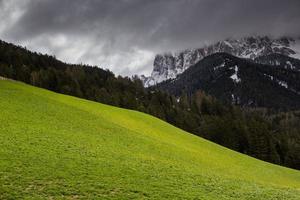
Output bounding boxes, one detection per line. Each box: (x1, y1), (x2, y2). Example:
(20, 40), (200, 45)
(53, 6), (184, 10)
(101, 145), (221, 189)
(230, 65), (241, 83)
(142, 36), (300, 87)
(289, 39), (300, 60)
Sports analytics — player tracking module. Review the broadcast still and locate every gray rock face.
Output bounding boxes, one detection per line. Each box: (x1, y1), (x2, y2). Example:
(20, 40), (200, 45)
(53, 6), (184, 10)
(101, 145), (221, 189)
(142, 36), (300, 87)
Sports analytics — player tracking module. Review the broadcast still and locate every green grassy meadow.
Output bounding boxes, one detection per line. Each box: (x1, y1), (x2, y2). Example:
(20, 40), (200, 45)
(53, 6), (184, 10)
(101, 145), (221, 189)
(0, 79), (299, 199)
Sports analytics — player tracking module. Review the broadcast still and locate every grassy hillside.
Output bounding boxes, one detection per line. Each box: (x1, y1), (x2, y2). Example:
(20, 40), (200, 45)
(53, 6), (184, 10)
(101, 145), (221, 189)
(0, 80), (299, 199)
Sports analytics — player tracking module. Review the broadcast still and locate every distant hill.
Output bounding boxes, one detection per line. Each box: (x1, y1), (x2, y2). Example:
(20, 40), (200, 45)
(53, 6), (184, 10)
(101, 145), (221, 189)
(155, 53), (300, 111)
(0, 79), (300, 199)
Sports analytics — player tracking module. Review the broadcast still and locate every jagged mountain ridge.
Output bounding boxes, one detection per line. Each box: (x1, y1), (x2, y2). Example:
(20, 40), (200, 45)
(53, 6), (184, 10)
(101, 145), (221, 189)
(155, 53), (300, 110)
(142, 36), (300, 87)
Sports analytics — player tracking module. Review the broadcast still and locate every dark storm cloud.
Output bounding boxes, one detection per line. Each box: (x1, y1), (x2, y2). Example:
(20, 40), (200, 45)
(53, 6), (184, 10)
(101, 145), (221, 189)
(1, 0), (300, 75)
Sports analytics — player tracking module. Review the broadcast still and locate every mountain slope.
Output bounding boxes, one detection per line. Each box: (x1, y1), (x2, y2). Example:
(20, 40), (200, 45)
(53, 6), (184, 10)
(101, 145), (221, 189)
(0, 80), (300, 199)
(255, 53), (300, 71)
(142, 36), (300, 87)
(156, 53), (300, 110)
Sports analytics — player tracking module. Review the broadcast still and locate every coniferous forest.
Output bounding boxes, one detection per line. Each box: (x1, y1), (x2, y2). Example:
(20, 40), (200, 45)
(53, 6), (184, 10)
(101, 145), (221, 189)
(0, 39), (299, 170)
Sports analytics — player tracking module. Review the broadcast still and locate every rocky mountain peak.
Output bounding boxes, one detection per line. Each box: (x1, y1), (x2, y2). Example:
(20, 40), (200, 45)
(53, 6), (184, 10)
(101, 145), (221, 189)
(141, 36), (300, 87)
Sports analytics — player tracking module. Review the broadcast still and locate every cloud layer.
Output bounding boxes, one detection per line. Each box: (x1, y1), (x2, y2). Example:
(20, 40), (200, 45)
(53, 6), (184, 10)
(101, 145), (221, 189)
(1, 0), (300, 75)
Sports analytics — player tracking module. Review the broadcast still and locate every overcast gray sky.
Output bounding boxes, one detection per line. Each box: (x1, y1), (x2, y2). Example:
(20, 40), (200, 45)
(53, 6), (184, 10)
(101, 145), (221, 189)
(1, 0), (300, 76)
